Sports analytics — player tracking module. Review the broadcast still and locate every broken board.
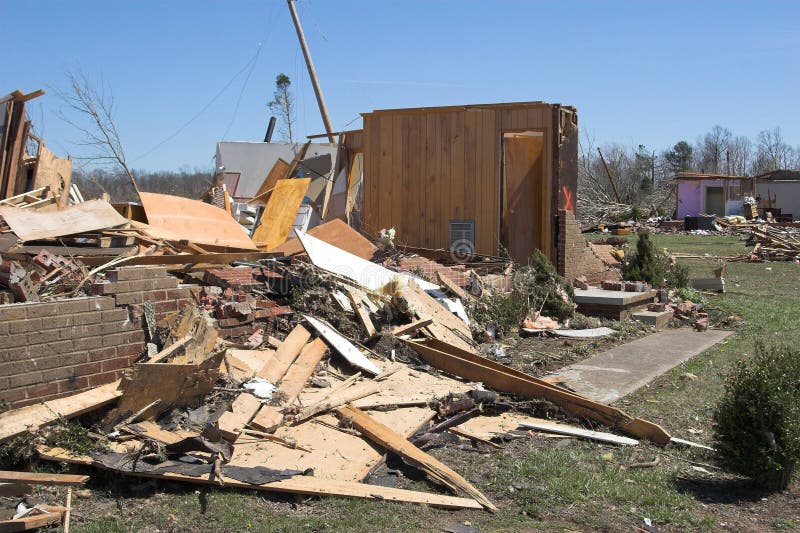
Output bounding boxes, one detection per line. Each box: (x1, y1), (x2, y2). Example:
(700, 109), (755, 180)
(252, 178), (311, 250)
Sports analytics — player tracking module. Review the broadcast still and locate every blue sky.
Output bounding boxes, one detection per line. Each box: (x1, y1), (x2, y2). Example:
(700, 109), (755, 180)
(1, 0), (797, 171)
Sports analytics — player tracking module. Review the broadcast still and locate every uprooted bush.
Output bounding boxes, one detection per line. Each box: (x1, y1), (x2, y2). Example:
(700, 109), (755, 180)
(470, 250), (574, 335)
(714, 340), (800, 490)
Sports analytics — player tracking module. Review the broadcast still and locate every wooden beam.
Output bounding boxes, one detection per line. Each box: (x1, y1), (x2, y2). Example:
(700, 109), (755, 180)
(0, 471), (88, 486)
(290, 380), (380, 424)
(391, 318), (433, 336)
(250, 338), (328, 433)
(346, 289), (376, 337)
(406, 339), (671, 445)
(148, 335), (192, 362)
(257, 325), (311, 383)
(37, 447), (482, 510)
(0, 381), (121, 443)
(0, 511), (63, 532)
(218, 392), (263, 441)
(336, 405), (496, 511)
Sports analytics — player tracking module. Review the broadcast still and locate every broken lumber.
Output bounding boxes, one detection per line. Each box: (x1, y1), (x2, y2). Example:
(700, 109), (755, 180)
(148, 334), (193, 362)
(436, 271), (469, 301)
(391, 318), (433, 336)
(517, 420), (639, 446)
(406, 339), (671, 445)
(0, 471), (88, 486)
(395, 281), (475, 352)
(0, 381), (122, 443)
(346, 289), (376, 337)
(250, 338), (328, 433)
(257, 325), (311, 382)
(0, 510), (64, 532)
(336, 405), (496, 511)
(37, 447), (482, 510)
(290, 381), (380, 424)
(218, 393), (263, 441)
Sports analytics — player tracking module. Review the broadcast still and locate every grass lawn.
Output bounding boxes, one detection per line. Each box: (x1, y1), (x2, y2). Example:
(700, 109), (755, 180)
(22, 234), (800, 532)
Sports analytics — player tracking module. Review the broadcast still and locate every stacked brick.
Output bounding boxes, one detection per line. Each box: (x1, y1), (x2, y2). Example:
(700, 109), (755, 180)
(90, 266), (193, 323)
(0, 296), (144, 409)
(557, 209), (621, 284)
(397, 257), (470, 288)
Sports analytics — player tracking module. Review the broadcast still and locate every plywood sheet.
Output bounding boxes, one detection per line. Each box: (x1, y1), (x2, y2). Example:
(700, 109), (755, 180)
(138, 192), (257, 250)
(252, 178), (311, 250)
(270, 219), (377, 260)
(0, 199), (127, 241)
(253, 158), (291, 200)
(232, 361), (470, 482)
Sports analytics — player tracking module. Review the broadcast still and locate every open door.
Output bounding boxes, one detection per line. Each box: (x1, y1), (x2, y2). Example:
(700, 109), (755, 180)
(502, 132), (545, 264)
(705, 186), (724, 216)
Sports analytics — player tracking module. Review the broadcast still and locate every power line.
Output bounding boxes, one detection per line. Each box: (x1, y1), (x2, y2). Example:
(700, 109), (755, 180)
(221, 43), (263, 140)
(131, 45), (263, 162)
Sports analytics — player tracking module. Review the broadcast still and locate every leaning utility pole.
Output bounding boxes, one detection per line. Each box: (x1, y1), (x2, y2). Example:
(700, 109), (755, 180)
(286, 0), (335, 143)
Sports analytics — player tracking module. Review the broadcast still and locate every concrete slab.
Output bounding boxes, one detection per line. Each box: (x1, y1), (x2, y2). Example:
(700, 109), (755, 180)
(573, 288), (657, 306)
(632, 310), (673, 330)
(549, 328), (734, 404)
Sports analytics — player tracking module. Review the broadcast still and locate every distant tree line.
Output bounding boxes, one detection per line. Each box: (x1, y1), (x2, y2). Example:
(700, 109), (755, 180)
(579, 125), (799, 213)
(72, 167), (213, 203)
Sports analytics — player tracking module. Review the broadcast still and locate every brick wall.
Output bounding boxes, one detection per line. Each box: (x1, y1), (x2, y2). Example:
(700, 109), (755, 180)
(0, 266), (194, 410)
(0, 297), (143, 409)
(90, 266), (193, 324)
(557, 209), (621, 284)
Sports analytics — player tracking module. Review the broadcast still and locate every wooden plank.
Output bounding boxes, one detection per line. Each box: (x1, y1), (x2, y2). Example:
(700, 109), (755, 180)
(148, 335), (192, 362)
(218, 392), (263, 441)
(248, 142), (310, 204)
(250, 338), (328, 433)
(391, 318), (433, 336)
(37, 447), (482, 510)
(251, 178), (311, 250)
(346, 289), (376, 337)
(406, 339), (671, 445)
(336, 405), (496, 510)
(269, 219), (377, 260)
(257, 325), (311, 382)
(0, 471), (88, 486)
(0, 199), (127, 241)
(436, 271), (469, 301)
(0, 511), (63, 532)
(0, 381), (122, 443)
(291, 381), (380, 424)
(252, 158), (291, 200)
(395, 280), (474, 352)
(303, 315), (381, 376)
(121, 420), (189, 445)
(517, 419), (639, 446)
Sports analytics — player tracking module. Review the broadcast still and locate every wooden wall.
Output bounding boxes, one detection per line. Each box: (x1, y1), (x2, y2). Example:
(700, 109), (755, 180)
(359, 103), (577, 262)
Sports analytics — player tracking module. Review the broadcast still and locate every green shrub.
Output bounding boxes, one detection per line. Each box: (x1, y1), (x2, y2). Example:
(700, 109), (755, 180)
(665, 262), (690, 289)
(714, 340), (800, 490)
(515, 250), (574, 321)
(621, 232), (665, 286)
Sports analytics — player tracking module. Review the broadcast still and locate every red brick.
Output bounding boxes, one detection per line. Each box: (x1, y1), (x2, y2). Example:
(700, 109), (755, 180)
(90, 298), (116, 311)
(4, 333), (29, 349)
(153, 277), (178, 289)
(58, 376), (89, 393)
(115, 344), (141, 358)
(102, 309), (129, 322)
(26, 382), (60, 399)
(0, 304), (27, 321)
(7, 318), (41, 334)
(126, 279), (155, 292)
(39, 339), (74, 355)
(72, 362), (102, 377)
(72, 336), (104, 351)
(153, 300), (177, 314)
(88, 347), (117, 362)
(88, 371), (119, 387)
(57, 299), (93, 315)
(59, 352), (89, 367)
(115, 292), (145, 306)
(102, 332), (129, 348)
(9, 371), (43, 388)
(35, 329), (62, 344)
(25, 302), (61, 318)
(101, 358), (130, 372)
(0, 387), (27, 404)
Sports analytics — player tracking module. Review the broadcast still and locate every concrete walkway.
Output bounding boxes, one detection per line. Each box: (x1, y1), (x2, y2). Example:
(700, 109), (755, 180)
(550, 328), (734, 404)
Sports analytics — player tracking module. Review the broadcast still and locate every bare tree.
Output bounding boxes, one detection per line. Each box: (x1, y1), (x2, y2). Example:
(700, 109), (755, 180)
(695, 125), (732, 174)
(55, 70), (138, 195)
(753, 127), (795, 174)
(727, 135), (752, 175)
(268, 73), (295, 143)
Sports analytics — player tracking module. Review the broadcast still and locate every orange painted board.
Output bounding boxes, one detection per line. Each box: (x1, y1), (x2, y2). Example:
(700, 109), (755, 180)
(252, 178), (311, 250)
(138, 192), (257, 250)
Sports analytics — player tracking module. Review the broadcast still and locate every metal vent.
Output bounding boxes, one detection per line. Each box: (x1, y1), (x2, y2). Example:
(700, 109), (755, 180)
(449, 220), (475, 255)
